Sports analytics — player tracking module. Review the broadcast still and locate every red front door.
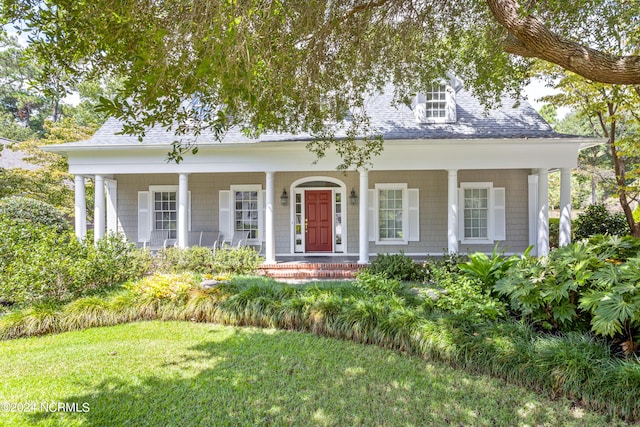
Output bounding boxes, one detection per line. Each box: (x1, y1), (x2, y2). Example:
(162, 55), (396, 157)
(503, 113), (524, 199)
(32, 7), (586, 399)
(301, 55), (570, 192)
(305, 190), (333, 252)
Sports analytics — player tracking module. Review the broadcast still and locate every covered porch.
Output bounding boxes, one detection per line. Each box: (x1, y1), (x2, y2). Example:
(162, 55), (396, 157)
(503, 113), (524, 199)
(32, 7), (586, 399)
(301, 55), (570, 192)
(71, 151), (575, 263)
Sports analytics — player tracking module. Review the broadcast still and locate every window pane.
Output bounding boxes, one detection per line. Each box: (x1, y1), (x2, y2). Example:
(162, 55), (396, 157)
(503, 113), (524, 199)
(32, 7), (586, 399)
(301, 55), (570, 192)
(234, 189), (259, 239)
(463, 187), (489, 239)
(378, 188), (403, 240)
(153, 191), (178, 234)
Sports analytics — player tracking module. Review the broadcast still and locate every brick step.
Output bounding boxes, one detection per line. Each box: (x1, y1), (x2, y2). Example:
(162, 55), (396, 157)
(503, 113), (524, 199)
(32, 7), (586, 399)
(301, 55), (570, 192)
(258, 262), (364, 280)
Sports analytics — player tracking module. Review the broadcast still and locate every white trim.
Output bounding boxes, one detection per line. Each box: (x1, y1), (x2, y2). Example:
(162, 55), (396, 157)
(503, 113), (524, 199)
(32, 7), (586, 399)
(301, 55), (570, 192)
(289, 176), (347, 254)
(413, 79), (456, 124)
(459, 182), (494, 245)
(74, 175), (87, 240)
(230, 184), (263, 244)
(94, 175), (105, 243)
(105, 178), (118, 234)
(147, 185), (191, 242)
(374, 183), (409, 245)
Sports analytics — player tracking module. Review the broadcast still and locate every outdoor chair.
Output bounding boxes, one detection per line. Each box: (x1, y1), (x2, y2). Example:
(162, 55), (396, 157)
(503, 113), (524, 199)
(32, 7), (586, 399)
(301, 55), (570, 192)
(221, 231), (250, 248)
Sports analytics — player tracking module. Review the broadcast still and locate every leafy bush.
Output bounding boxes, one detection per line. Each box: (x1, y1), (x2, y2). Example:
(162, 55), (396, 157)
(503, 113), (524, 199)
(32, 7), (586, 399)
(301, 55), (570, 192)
(494, 235), (640, 347)
(458, 245), (525, 292)
(0, 196), (70, 233)
(549, 217), (559, 248)
(154, 246), (215, 274)
(126, 273), (197, 304)
(574, 204), (628, 239)
(211, 246), (263, 275)
(2, 275), (637, 421)
(366, 252), (426, 282)
(420, 268), (506, 321)
(495, 242), (599, 332)
(353, 271), (402, 296)
(0, 220), (147, 306)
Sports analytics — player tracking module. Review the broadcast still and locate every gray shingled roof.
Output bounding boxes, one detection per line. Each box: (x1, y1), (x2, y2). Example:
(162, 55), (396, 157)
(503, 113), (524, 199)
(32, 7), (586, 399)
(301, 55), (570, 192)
(67, 85), (562, 147)
(0, 138), (40, 170)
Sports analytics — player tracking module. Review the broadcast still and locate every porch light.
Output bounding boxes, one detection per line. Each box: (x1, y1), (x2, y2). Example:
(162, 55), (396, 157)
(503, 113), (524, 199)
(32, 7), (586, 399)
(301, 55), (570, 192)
(280, 189), (289, 206)
(350, 188), (358, 205)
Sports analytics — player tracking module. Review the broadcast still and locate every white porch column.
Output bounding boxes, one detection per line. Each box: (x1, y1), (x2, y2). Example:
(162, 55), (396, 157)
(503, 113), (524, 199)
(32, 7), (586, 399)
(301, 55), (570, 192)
(559, 168), (572, 247)
(94, 175), (105, 243)
(178, 173), (189, 248)
(265, 172), (276, 264)
(358, 169), (369, 265)
(74, 175), (87, 241)
(537, 168), (549, 257)
(447, 169), (459, 253)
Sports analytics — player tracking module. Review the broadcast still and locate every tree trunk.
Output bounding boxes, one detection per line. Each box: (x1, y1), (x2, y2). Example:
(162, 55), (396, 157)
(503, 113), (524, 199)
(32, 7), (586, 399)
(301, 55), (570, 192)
(485, 0), (640, 85)
(608, 120), (639, 236)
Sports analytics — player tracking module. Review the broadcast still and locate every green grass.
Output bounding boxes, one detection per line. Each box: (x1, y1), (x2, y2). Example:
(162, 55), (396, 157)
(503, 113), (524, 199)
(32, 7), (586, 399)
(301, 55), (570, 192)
(0, 321), (622, 426)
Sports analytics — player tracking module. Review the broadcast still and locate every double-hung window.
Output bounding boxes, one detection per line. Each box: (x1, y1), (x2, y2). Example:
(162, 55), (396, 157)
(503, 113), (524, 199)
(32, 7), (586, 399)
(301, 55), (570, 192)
(154, 190), (177, 238)
(424, 84), (448, 120)
(219, 185), (263, 243)
(414, 81), (456, 124)
(234, 189), (260, 240)
(370, 183), (419, 245)
(459, 182), (506, 244)
(463, 187), (489, 240)
(378, 187), (405, 241)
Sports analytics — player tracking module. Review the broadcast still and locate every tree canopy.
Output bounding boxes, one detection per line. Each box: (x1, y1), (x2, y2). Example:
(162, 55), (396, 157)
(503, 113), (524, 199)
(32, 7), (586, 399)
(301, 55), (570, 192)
(2, 0), (638, 167)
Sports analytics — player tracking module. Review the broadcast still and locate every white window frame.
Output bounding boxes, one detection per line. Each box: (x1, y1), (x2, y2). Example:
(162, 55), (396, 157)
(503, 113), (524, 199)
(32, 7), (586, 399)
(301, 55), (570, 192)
(414, 79), (456, 124)
(375, 183), (408, 245)
(460, 182), (494, 244)
(230, 184), (263, 243)
(150, 185), (179, 238)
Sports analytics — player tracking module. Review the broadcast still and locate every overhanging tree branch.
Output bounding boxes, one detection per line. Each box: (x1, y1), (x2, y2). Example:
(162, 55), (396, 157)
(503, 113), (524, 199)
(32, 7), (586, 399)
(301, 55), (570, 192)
(485, 0), (640, 85)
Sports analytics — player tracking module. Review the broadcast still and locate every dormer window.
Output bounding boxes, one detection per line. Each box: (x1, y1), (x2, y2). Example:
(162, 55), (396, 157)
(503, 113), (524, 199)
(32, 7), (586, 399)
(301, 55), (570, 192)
(424, 84), (447, 119)
(413, 82), (456, 124)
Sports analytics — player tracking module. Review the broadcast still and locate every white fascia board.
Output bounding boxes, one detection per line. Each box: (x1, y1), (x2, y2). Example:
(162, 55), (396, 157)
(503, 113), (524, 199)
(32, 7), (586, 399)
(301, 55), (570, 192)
(58, 137), (593, 175)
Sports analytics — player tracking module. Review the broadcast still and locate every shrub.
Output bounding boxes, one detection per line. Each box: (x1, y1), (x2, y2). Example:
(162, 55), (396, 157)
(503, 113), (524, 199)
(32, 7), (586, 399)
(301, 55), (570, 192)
(574, 204), (628, 239)
(494, 235), (640, 346)
(366, 252), (426, 282)
(0, 196), (70, 233)
(126, 273), (197, 304)
(353, 271), (402, 296)
(494, 242), (599, 332)
(0, 221), (147, 306)
(420, 268), (506, 321)
(458, 245), (525, 292)
(549, 217), (559, 248)
(154, 246), (215, 274)
(211, 246), (263, 275)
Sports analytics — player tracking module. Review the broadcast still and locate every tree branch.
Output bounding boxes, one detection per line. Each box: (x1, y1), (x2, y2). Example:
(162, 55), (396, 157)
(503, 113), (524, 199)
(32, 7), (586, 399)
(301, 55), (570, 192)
(485, 0), (640, 85)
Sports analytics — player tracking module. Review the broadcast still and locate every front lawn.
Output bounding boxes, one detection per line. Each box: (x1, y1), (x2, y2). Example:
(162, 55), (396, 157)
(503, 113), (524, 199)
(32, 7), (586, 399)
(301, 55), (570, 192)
(0, 321), (616, 426)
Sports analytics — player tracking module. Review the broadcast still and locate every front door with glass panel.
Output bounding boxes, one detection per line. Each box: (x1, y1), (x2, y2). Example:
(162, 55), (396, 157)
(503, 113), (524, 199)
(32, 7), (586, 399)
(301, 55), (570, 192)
(305, 190), (333, 252)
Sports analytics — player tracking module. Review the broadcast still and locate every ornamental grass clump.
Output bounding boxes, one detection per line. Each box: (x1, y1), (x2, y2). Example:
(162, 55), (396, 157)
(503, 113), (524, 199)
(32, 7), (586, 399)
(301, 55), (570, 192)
(1, 272), (639, 421)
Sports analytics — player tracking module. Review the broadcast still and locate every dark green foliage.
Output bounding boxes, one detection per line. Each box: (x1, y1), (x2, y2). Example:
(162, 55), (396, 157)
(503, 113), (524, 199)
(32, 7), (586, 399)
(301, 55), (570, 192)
(353, 271), (402, 297)
(366, 252), (426, 282)
(154, 246), (215, 274)
(549, 217), (560, 248)
(0, 195), (70, 233)
(494, 235), (640, 345)
(211, 246), (263, 275)
(574, 204), (628, 239)
(0, 219), (147, 306)
(421, 272), (507, 321)
(1, 273), (639, 421)
(458, 245), (525, 292)
(151, 246), (263, 275)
